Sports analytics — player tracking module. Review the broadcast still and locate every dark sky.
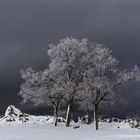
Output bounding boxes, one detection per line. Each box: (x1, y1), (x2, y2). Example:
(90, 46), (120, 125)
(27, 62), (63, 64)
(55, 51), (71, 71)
(0, 0), (140, 117)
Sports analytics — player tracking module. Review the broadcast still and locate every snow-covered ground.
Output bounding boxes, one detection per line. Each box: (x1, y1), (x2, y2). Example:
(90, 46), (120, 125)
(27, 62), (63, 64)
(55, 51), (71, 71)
(1, 105), (140, 140)
(0, 121), (139, 140)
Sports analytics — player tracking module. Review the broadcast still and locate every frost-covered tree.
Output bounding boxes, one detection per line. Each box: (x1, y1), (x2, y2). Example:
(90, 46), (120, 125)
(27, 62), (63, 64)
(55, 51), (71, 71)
(19, 68), (46, 105)
(46, 80), (63, 126)
(81, 46), (140, 130)
(47, 37), (89, 127)
(19, 68), (63, 126)
(19, 37), (140, 129)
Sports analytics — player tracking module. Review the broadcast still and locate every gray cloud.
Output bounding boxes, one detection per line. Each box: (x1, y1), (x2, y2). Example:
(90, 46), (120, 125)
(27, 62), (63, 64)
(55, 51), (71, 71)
(0, 0), (140, 116)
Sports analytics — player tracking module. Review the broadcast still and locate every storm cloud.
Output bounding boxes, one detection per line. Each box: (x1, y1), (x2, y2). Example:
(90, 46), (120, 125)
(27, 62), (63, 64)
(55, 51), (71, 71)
(0, 0), (140, 117)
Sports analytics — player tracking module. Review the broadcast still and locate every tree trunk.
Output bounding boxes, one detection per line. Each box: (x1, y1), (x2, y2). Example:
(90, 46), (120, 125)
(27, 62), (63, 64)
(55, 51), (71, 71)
(53, 102), (59, 126)
(94, 104), (99, 130)
(66, 104), (73, 127)
(87, 110), (91, 124)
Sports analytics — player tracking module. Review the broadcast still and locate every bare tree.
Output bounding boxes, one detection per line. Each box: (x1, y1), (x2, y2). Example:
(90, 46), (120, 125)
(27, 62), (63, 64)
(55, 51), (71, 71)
(47, 37), (89, 127)
(19, 68), (63, 126)
(81, 46), (140, 130)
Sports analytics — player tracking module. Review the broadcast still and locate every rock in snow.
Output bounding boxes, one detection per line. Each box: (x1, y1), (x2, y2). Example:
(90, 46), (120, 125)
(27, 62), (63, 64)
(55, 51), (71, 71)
(5, 105), (22, 117)
(3, 105), (32, 123)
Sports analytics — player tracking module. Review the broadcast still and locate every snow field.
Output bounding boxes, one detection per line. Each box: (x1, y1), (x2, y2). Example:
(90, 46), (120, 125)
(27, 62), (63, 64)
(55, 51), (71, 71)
(0, 122), (139, 140)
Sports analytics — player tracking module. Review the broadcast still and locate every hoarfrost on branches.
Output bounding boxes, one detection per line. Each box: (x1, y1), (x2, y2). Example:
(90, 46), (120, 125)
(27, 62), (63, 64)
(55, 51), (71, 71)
(19, 37), (140, 129)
